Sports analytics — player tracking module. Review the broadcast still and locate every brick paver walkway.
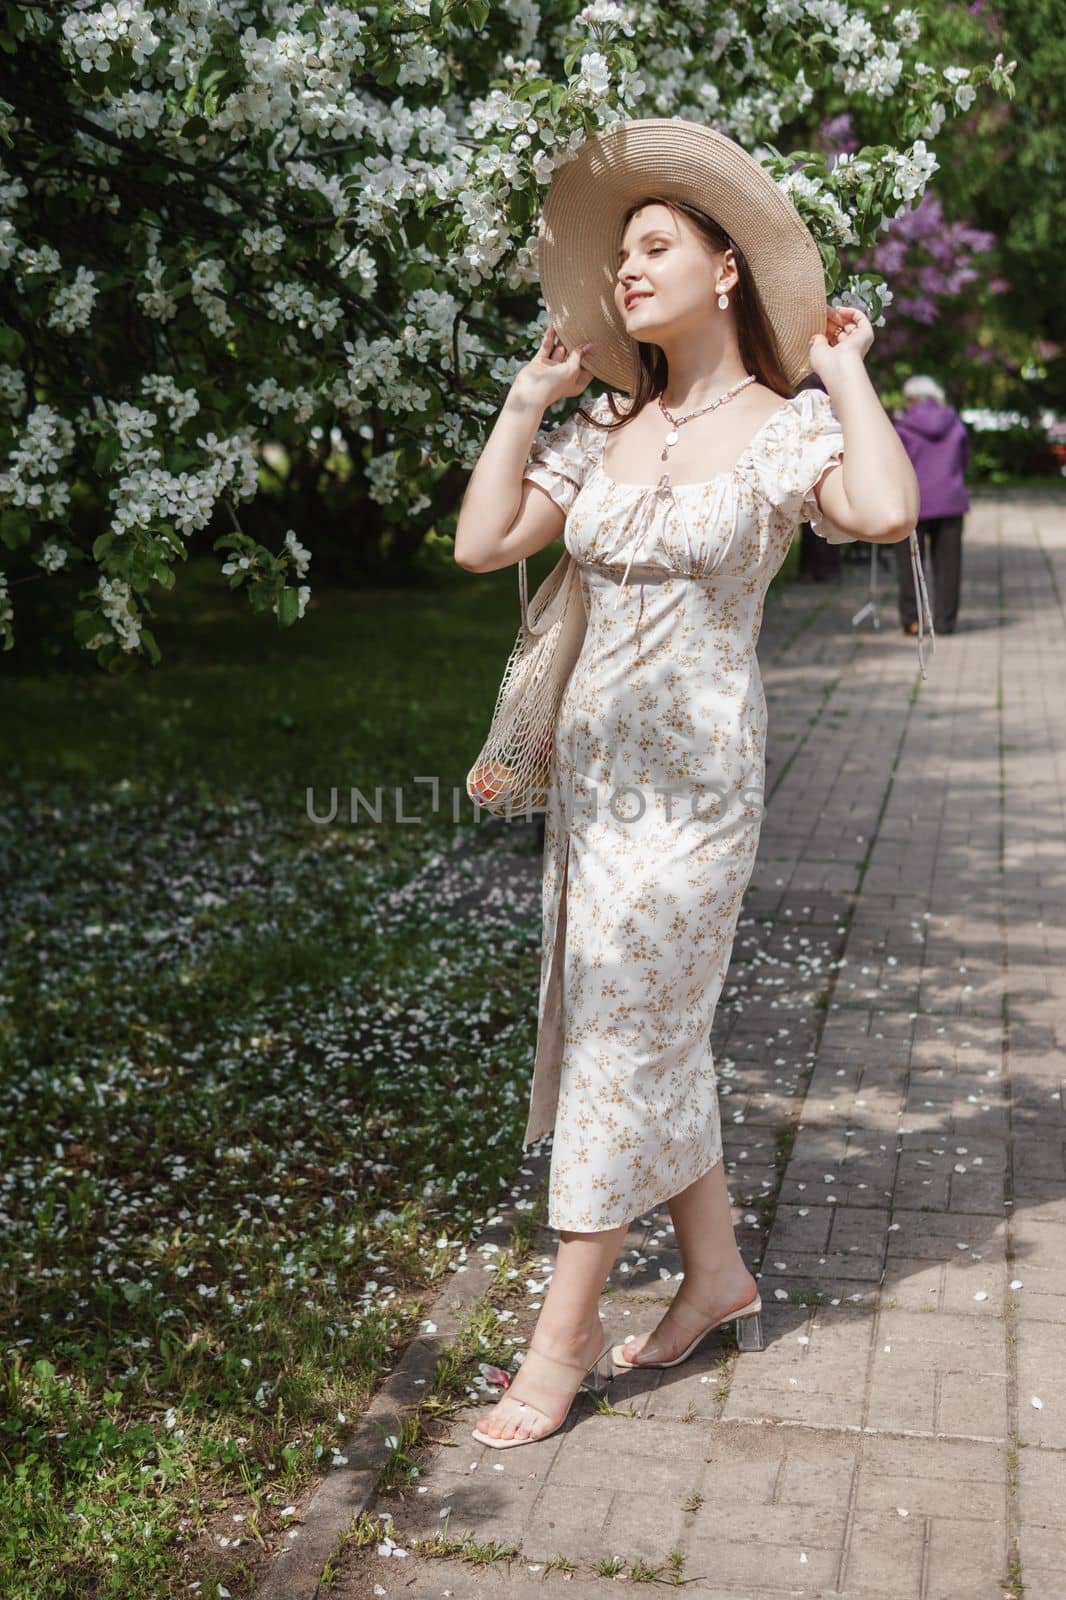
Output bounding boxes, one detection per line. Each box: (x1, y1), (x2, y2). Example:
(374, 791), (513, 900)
(290, 497), (1066, 1600)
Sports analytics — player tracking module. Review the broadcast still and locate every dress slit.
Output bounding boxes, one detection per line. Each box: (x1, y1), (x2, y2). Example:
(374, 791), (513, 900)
(523, 831), (571, 1150)
(544, 831), (571, 1114)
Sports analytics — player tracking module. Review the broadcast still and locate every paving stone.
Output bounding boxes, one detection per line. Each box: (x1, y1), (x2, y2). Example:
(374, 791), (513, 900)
(938, 1370), (1010, 1439)
(885, 1211), (1007, 1263)
(597, 1487), (689, 1564)
(858, 1433), (1006, 1519)
(1016, 1445), (1066, 1532)
(841, 1506), (926, 1596)
(723, 1383), (865, 1429)
(521, 1481), (617, 1560)
(924, 1514), (1011, 1600)
(682, 1529), (842, 1591)
(874, 1307), (1007, 1360)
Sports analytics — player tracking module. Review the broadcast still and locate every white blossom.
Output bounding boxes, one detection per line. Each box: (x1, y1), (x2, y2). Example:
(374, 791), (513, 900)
(893, 9), (921, 46)
(264, 281), (343, 338)
(575, 51), (611, 102)
(37, 542), (69, 573)
(283, 530), (311, 578)
(887, 138), (939, 203)
(576, 3), (635, 39)
(190, 257), (234, 339)
(0, 363), (27, 414)
(139, 375), (201, 427)
(47, 266), (99, 335)
(97, 573), (141, 652)
(920, 102), (947, 141)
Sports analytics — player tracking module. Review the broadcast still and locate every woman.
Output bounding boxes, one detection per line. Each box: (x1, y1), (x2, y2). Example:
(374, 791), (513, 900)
(454, 119), (922, 1450)
(892, 374), (971, 636)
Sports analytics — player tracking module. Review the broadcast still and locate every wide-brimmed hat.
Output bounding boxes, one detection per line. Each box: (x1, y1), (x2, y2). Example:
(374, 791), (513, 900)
(537, 117), (830, 395)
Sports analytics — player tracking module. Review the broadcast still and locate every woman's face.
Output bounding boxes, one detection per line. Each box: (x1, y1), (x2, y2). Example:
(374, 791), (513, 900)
(613, 202), (732, 343)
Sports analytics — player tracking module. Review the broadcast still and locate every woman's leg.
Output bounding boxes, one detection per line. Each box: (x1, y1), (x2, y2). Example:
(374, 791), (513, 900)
(615, 1155), (758, 1367)
(474, 1220), (630, 1441)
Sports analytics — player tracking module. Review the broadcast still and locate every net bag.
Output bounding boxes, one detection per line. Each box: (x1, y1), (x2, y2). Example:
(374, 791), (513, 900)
(466, 551), (589, 819)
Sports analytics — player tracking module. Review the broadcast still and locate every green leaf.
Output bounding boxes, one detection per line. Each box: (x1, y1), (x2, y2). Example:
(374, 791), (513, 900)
(549, 83), (569, 116)
(0, 507), (29, 548)
(199, 55), (231, 96)
(404, 209), (429, 245)
(93, 436), (122, 475)
(510, 186), (534, 225)
(72, 609), (99, 645)
(401, 261), (434, 291)
(513, 78), (551, 103)
(276, 586), (300, 626)
(0, 323), (23, 360)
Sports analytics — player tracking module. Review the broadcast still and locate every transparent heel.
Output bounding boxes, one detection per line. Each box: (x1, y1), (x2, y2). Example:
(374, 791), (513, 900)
(611, 1292), (765, 1371)
(734, 1309), (764, 1352)
(580, 1345), (617, 1395)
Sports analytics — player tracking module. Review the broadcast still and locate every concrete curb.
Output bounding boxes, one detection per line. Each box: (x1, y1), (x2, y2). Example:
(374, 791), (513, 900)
(252, 1145), (552, 1599)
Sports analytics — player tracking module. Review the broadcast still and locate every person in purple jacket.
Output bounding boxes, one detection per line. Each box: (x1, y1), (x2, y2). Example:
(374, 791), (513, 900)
(892, 375), (971, 636)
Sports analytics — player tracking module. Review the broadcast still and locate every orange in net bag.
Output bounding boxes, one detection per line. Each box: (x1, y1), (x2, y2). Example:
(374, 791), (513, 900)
(466, 551), (589, 820)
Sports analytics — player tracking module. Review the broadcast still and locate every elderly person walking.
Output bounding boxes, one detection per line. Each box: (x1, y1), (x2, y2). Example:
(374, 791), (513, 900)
(893, 375), (971, 636)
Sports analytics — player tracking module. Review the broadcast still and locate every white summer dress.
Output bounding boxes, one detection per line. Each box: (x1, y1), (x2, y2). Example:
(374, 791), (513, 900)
(519, 386), (862, 1232)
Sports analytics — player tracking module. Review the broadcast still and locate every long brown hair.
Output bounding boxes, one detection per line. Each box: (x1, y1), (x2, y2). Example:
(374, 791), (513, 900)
(576, 195), (793, 436)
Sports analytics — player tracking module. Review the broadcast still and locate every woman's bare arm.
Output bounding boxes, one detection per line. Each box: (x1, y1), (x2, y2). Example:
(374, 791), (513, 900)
(815, 361), (920, 544)
(453, 391), (566, 573)
(453, 322), (595, 573)
(810, 312), (920, 544)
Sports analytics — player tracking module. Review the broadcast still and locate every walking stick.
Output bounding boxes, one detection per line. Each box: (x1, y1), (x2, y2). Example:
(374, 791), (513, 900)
(850, 530), (936, 681)
(850, 539), (881, 633)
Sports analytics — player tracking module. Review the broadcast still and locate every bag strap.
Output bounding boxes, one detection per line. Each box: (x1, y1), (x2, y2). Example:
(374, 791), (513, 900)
(518, 556), (529, 631)
(519, 549), (589, 633)
(908, 528), (936, 680)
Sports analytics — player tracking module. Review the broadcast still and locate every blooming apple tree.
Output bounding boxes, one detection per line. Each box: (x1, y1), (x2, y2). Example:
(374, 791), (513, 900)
(0, 0), (1015, 666)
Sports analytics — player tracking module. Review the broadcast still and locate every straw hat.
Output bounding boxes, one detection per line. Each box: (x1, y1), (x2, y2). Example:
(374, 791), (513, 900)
(537, 117), (830, 395)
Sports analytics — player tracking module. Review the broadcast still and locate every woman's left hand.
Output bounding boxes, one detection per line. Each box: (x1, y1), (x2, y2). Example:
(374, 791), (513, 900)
(809, 304), (874, 379)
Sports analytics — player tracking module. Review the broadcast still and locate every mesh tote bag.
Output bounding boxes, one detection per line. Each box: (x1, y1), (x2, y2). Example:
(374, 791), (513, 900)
(466, 549), (589, 820)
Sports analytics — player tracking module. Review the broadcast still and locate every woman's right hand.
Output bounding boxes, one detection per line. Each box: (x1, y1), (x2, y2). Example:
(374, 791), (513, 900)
(510, 321), (595, 414)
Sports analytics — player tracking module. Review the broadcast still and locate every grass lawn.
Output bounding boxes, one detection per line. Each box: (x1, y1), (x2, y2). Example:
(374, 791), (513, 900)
(0, 536), (801, 1598)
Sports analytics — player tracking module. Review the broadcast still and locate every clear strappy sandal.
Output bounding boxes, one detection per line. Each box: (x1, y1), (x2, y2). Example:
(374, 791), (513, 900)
(611, 1292), (764, 1371)
(471, 1336), (615, 1450)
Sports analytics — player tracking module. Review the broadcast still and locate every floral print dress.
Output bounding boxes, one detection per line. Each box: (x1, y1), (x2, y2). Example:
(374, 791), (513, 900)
(519, 387), (860, 1232)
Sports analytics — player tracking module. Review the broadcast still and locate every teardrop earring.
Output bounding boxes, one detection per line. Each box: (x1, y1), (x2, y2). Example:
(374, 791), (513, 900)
(717, 290), (729, 310)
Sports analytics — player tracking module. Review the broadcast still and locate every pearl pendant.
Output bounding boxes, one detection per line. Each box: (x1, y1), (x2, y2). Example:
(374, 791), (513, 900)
(665, 429), (679, 445)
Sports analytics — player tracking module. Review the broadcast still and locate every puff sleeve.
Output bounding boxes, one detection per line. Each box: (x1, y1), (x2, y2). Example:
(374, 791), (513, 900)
(791, 388), (857, 544)
(522, 403), (594, 516)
